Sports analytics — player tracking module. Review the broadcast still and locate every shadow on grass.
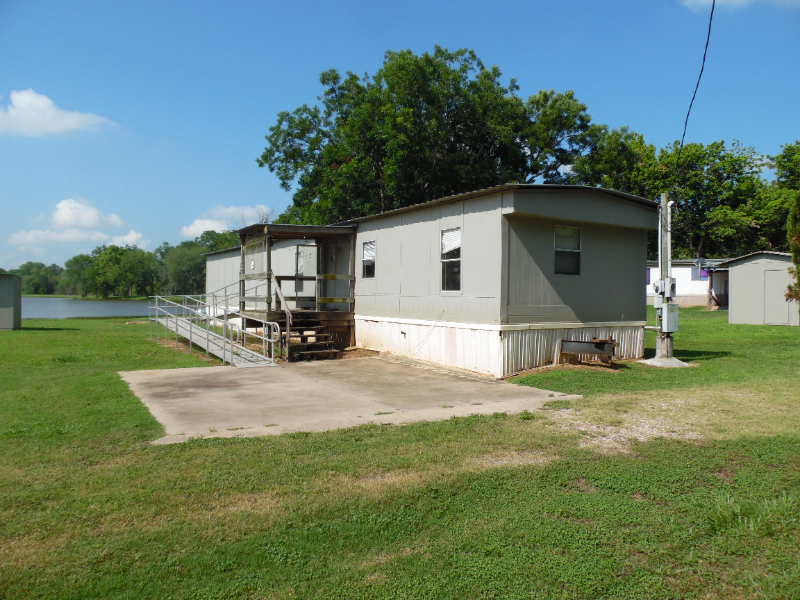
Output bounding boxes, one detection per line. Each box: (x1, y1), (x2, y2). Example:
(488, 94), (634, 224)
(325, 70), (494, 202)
(642, 348), (732, 360)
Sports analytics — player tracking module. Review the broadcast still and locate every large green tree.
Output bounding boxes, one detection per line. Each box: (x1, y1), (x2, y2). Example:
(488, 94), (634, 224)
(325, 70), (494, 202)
(771, 140), (800, 191)
(195, 230), (241, 252)
(787, 195), (800, 304)
(11, 262), (63, 294)
(60, 253), (96, 296)
(571, 136), (767, 258)
(772, 141), (800, 306)
(93, 245), (159, 298)
(259, 47), (597, 224)
(163, 242), (206, 295)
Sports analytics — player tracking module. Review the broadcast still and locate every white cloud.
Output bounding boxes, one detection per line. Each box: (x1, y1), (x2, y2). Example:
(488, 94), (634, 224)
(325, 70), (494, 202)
(179, 204), (273, 238)
(0, 89), (115, 137)
(180, 219), (229, 238)
(51, 198), (123, 230)
(682, 0), (800, 8)
(111, 229), (149, 248)
(7, 197), (147, 250)
(8, 228), (110, 246)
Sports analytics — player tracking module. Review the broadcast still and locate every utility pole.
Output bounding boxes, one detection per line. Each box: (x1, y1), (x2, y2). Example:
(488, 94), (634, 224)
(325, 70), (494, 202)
(644, 192), (688, 368)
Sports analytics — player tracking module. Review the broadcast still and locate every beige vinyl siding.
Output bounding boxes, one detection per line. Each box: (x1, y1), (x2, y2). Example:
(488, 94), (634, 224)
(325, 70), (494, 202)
(353, 194), (504, 325)
(506, 216), (647, 324)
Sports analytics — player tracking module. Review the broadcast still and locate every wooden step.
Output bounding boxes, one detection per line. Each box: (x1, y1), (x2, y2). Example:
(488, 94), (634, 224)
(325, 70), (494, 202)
(284, 332), (332, 339)
(290, 341), (337, 351)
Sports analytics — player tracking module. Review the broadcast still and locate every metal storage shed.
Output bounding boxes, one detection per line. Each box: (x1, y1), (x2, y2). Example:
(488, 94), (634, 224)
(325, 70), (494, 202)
(717, 252), (799, 326)
(0, 274), (22, 331)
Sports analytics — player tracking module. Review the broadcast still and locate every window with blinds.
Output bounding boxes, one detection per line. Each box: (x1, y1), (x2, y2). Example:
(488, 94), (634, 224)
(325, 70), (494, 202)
(554, 226), (580, 275)
(441, 228), (461, 291)
(362, 241), (376, 278)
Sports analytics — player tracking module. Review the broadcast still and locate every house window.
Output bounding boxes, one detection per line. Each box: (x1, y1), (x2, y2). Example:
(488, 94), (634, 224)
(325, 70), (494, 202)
(691, 266), (709, 281)
(441, 228), (461, 291)
(362, 241), (375, 278)
(554, 226), (580, 275)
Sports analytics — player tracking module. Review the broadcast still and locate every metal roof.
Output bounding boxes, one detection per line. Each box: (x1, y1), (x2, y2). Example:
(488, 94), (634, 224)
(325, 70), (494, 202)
(713, 251), (792, 268)
(336, 183), (658, 225)
(646, 258), (731, 267)
(203, 245), (241, 257)
(236, 223), (355, 239)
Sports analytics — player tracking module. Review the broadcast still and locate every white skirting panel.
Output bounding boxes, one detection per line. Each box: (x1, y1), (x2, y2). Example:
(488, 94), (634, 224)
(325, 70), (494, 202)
(355, 316), (645, 378)
(502, 326), (645, 375)
(355, 317), (503, 377)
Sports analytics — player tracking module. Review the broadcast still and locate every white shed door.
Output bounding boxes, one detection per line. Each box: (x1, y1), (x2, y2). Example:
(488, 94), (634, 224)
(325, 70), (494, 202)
(764, 270), (789, 325)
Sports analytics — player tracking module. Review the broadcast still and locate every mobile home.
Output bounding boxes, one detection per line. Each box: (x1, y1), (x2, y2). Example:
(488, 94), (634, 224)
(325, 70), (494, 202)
(213, 184), (659, 376)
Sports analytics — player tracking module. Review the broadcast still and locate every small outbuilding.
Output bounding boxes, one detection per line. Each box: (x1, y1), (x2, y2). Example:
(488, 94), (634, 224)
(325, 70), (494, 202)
(0, 274), (22, 331)
(716, 252), (798, 326)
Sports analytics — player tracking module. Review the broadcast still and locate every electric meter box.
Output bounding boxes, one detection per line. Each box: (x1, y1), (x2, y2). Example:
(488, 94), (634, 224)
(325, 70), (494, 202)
(662, 277), (676, 299)
(661, 302), (679, 333)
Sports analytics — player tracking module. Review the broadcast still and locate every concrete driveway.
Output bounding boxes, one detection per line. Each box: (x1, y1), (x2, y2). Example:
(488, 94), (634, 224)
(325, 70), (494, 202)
(119, 357), (574, 444)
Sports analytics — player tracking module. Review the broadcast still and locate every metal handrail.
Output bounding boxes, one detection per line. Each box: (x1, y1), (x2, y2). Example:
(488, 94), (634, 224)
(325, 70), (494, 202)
(149, 295), (280, 365)
(271, 272), (293, 359)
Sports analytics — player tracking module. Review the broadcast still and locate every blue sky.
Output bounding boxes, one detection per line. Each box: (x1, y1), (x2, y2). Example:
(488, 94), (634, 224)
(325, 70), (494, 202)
(1, 0), (798, 268)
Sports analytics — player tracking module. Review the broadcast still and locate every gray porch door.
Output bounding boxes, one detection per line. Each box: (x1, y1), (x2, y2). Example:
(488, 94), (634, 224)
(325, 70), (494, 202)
(764, 270), (789, 325)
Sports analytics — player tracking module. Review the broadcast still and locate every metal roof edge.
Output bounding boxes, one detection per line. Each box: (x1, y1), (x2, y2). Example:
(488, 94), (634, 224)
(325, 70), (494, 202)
(714, 250), (792, 267)
(335, 184), (658, 226)
(203, 246), (242, 257)
(647, 258), (732, 266)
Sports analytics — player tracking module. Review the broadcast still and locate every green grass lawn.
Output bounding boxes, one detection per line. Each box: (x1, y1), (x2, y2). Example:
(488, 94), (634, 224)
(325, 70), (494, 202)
(1, 312), (799, 599)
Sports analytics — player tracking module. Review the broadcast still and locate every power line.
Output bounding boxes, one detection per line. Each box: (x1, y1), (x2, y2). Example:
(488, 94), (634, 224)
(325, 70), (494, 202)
(674, 0), (716, 186)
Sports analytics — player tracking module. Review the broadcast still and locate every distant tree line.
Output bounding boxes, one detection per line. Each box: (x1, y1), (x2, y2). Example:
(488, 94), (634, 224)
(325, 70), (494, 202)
(260, 46), (800, 260)
(0, 230), (241, 297)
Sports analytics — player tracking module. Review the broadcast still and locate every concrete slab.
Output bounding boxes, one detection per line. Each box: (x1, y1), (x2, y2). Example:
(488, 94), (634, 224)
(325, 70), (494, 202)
(119, 357), (577, 444)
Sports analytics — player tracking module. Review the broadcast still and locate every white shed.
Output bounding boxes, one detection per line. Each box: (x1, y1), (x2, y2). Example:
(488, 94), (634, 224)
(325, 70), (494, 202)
(717, 252), (798, 326)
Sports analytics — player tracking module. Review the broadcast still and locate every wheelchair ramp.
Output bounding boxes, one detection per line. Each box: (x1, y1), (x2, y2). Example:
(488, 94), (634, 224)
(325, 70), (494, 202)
(153, 316), (276, 368)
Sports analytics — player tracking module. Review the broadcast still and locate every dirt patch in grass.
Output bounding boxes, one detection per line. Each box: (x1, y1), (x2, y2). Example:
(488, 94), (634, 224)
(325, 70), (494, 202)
(506, 360), (635, 379)
(210, 492), (282, 515)
(339, 347), (380, 360)
(543, 512), (598, 527)
(153, 339), (221, 365)
(359, 546), (425, 569)
(549, 404), (701, 454)
(575, 478), (598, 494)
(0, 534), (71, 569)
(471, 450), (556, 468)
(353, 470), (422, 489)
(713, 468), (735, 483)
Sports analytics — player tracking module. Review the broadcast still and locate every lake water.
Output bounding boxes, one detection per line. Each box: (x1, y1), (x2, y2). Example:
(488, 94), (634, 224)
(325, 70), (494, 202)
(22, 297), (152, 320)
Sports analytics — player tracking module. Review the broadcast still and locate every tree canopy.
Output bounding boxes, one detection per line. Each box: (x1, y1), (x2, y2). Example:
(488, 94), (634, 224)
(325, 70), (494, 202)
(258, 47), (597, 224)
(4, 229), (244, 298)
(258, 46), (794, 261)
(772, 141), (800, 306)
